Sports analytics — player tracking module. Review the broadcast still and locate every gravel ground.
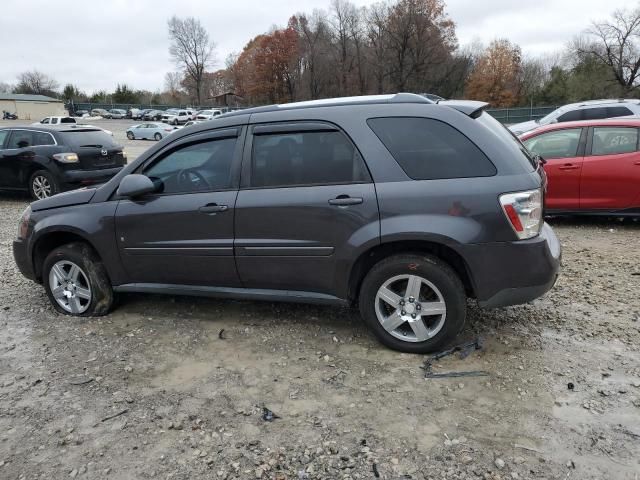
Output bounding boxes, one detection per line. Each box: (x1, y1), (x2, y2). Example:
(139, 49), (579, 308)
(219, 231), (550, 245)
(0, 122), (639, 479)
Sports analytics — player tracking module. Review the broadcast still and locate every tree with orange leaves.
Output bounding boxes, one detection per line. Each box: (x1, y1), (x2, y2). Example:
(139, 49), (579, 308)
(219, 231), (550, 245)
(465, 39), (523, 107)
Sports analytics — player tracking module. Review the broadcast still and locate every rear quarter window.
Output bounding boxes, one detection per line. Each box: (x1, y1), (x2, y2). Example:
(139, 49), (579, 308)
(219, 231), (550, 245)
(367, 117), (497, 180)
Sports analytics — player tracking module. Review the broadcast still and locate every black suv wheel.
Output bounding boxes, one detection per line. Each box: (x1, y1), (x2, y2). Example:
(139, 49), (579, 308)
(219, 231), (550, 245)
(359, 253), (466, 353)
(29, 170), (59, 200)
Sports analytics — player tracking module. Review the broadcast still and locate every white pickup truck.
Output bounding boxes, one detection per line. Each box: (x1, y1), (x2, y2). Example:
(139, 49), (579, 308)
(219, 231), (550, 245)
(32, 116), (78, 126)
(32, 116), (113, 136)
(161, 109), (193, 125)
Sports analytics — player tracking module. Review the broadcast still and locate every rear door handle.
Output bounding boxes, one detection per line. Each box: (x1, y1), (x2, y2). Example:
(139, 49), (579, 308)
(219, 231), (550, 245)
(558, 164), (580, 171)
(328, 195), (363, 206)
(199, 203), (228, 214)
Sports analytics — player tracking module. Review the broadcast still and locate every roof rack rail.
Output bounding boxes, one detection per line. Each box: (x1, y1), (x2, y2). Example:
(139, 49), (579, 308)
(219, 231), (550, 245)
(219, 93), (434, 118)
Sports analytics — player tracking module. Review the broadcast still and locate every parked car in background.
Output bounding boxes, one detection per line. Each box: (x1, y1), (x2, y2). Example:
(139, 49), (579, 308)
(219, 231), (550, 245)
(0, 126), (125, 199)
(520, 118), (640, 215)
(196, 109), (223, 120)
(11, 93), (560, 353)
(32, 116), (78, 126)
(162, 109), (191, 125)
(90, 108), (109, 118)
(126, 122), (177, 141)
(128, 108), (143, 120)
(73, 110), (89, 117)
(104, 109), (126, 119)
(510, 99), (640, 135)
(172, 120), (203, 131)
(143, 110), (164, 121)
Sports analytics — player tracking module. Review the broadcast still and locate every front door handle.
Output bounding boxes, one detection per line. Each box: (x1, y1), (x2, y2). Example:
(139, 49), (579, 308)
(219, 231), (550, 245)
(199, 203), (228, 214)
(558, 164), (580, 171)
(328, 195), (363, 206)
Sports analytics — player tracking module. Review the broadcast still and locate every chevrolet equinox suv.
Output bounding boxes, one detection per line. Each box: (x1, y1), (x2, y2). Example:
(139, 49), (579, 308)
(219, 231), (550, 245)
(13, 94), (561, 353)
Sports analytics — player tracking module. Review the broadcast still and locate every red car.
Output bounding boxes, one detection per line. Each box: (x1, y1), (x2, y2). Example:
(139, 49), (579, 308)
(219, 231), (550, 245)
(520, 119), (640, 215)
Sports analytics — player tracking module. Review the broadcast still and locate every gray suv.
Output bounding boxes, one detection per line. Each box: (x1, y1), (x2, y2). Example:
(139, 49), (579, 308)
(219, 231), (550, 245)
(13, 94), (561, 353)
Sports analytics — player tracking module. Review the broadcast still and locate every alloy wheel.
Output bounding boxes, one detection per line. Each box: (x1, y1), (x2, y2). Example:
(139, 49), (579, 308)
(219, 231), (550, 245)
(48, 260), (92, 314)
(32, 175), (52, 199)
(374, 274), (447, 343)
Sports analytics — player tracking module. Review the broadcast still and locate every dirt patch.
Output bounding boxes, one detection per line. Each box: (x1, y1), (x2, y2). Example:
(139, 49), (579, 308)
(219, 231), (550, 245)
(0, 198), (639, 479)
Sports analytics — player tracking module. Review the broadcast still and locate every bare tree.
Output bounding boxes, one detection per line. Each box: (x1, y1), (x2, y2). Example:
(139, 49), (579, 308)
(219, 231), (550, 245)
(168, 16), (217, 105)
(0, 82), (13, 94)
(578, 6), (640, 92)
(14, 70), (59, 96)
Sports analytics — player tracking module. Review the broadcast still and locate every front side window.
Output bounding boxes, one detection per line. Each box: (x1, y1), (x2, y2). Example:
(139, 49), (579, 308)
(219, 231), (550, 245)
(144, 138), (237, 194)
(523, 129), (582, 158)
(557, 110), (583, 122)
(250, 129), (369, 188)
(582, 108), (608, 121)
(592, 127), (638, 155)
(368, 117), (496, 180)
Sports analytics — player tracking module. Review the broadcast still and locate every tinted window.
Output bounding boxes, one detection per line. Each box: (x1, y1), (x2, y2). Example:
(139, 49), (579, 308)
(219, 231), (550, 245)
(33, 132), (55, 146)
(476, 112), (536, 171)
(592, 127), (638, 155)
(60, 117), (75, 124)
(61, 130), (118, 148)
(368, 117), (496, 180)
(144, 138), (237, 194)
(8, 130), (35, 149)
(582, 108), (609, 120)
(557, 110), (583, 122)
(0, 130), (9, 148)
(523, 129), (582, 158)
(251, 130), (369, 188)
(606, 106), (633, 118)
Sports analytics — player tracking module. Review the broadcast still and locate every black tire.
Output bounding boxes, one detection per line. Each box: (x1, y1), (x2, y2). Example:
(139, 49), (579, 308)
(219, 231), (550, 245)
(43, 242), (113, 317)
(154, 133), (162, 141)
(126, 131), (134, 140)
(29, 170), (59, 200)
(172, 119), (178, 126)
(358, 253), (466, 354)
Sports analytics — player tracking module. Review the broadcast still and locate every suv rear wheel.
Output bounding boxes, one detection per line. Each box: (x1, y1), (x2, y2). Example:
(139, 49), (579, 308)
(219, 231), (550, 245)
(43, 242), (113, 316)
(358, 253), (466, 353)
(29, 170), (59, 200)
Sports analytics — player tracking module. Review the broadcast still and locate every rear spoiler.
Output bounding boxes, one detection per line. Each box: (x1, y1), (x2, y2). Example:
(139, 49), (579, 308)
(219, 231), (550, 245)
(437, 100), (489, 119)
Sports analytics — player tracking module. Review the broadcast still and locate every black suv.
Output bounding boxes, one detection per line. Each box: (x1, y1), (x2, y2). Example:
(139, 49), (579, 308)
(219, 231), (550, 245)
(0, 126), (126, 199)
(13, 94), (561, 353)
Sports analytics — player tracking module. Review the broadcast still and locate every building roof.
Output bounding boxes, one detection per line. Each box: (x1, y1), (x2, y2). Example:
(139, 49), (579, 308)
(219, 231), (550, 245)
(0, 93), (62, 103)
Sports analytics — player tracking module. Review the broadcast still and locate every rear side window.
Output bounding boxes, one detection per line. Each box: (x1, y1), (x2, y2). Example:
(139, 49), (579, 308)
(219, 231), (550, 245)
(592, 127), (638, 155)
(368, 117), (496, 180)
(607, 106), (633, 117)
(583, 108), (609, 120)
(33, 131), (55, 146)
(8, 130), (35, 149)
(61, 130), (118, 148)
(251, 130), (370, 188)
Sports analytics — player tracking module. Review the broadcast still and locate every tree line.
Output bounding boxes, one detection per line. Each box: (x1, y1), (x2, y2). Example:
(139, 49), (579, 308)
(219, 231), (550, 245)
(2, 0), (639, 109)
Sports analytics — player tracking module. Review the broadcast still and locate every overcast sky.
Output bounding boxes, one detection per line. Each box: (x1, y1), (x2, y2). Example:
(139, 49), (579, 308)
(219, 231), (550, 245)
(2, 0), (632, 93)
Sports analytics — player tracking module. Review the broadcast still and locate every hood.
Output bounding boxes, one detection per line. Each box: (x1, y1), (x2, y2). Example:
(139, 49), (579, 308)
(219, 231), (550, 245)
(31, 187), (96, 212)
(508, 120), (539, 135)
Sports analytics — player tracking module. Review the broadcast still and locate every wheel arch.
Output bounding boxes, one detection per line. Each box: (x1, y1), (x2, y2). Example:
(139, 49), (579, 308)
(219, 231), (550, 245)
(348, 239), (476, 304)
(31, 229), (102, 282)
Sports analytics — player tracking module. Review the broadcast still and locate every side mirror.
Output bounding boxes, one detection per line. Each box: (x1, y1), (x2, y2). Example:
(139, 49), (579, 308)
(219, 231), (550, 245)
(117, 174), (156, 198)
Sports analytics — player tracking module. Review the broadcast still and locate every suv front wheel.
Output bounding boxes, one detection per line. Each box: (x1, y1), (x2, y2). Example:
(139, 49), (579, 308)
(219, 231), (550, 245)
(359, 253), (466, 353)
(43, 242), (114, 316)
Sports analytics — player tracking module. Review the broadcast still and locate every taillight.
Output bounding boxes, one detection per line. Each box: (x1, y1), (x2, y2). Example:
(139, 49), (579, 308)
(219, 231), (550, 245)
(18, 206), (31, 239)
(53, 152), (79, 163)
(499, 189), (542, 240)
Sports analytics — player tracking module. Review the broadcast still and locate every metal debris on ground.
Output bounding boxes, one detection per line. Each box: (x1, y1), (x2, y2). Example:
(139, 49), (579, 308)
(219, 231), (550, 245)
(218, 329), (226, 340)
(262, 407), (280, 422)
(98, 408), (129, 424)
(69, 377), (94, 385)
(422, 337), (489, 379)
(372, 462), (380, 477)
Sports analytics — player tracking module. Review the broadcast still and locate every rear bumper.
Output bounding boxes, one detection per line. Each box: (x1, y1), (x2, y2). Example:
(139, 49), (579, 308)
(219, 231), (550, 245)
(61, 166), (123, 186)
(460, 222), (561, 308)
(13, 238), (36, 282)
